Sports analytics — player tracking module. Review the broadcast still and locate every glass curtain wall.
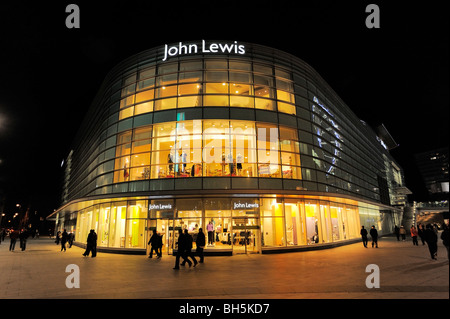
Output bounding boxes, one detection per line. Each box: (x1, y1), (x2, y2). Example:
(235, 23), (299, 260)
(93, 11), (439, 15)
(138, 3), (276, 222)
(117, 58), (296, 120)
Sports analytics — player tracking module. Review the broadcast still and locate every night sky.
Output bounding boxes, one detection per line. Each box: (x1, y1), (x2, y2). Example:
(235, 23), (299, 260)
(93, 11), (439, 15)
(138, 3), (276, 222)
(0, 1), (448, 221)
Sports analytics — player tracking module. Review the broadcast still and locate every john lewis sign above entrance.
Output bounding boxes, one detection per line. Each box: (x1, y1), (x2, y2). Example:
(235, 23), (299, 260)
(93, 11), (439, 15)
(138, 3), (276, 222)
(162, 40), (246, 61)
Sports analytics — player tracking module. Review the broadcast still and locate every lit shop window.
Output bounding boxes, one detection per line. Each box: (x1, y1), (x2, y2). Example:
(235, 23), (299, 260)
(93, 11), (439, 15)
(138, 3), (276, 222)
(112, 121), (302, 182)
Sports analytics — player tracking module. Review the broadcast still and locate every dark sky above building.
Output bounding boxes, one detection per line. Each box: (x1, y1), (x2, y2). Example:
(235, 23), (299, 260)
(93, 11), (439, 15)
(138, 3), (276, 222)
(0, 1), (448, 217)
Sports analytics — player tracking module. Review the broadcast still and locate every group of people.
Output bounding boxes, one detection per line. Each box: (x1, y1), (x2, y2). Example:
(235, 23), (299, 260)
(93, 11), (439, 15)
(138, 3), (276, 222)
(146, 227), (206, 269)
(4, 228), (30, 251)
(360, 225), (379, 248)
(55, 229), (75, 251)
(173, 228), (206, 269)
(361, 223), (450, 260)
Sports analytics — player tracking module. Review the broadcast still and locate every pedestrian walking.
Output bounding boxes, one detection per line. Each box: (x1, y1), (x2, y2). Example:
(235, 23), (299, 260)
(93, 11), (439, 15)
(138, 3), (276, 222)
(61, 229), (69, 252)
(418, 223), (426, 245)
(173, 229), (190, 269)
(55, 230), (61, 245)
(9, 229), (19, 251)
(181, 229), (198, 267)
(394, 225), (400, 241)
(370, 225), (378, 248)
(399, 226), (406, 241)
(19, 229), (29, 251)
(83, 229), (97, 257)
(148, 229), (161, 258)
(410, 225), (419, 246)
(196, 228), (206, 263)
(68, 232), (74, 248)
(424, 224), (438, 260)
(360, 226), (368, 248)
(440, 223), (449, 260)
(1, 228), (6, 242)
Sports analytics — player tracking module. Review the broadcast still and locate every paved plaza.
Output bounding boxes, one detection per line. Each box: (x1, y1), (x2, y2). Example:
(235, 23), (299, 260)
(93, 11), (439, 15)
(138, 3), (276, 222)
(0, 234), (448, 299)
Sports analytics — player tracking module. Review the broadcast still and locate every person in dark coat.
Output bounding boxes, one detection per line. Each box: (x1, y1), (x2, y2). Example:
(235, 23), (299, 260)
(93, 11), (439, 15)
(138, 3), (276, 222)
(394, 225), (400, 241)
(417, 223), (426, 245)
(370, 225), (378, 248)
(196, 228), (206, 263)
(148, 229), (161, 258)
(9, 229), (19, 251)
(360, 226), (368, 248)
(173, 229), (191, 269)
(19, 229), (29, 251)
(83, 229), (97, 257)
(424, 223), (438, 260)
(441, 224), (449, 260)
(68, 232), (75, 248)
(180, 229), (198, 267)
(60, 229), (69, 252)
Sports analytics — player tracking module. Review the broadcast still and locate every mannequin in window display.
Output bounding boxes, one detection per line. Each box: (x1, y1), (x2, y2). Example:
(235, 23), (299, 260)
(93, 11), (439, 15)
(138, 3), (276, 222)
(181, 151), (187, 174)
(207, 221), (214, 246)
(167, 152), (173, 175)
(227, 153), (234, 176)
(221, 153), (226, 175)
(236, 152), (243, 176)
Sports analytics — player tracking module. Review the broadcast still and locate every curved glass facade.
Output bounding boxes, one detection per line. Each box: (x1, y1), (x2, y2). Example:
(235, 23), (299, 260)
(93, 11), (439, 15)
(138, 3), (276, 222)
(54, 41), (405, 254)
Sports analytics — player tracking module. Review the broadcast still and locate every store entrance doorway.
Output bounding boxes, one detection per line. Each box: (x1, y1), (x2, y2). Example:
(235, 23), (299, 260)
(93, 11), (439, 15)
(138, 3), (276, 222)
(232, 217), (260, 254)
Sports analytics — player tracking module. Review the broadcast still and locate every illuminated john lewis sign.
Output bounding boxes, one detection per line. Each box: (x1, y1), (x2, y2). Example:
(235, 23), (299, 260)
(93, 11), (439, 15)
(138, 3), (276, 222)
(162, 40), (245, 61)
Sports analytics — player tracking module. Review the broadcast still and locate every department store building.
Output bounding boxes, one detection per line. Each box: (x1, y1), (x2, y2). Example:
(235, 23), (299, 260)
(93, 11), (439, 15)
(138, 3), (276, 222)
(50, 40), (408, 255)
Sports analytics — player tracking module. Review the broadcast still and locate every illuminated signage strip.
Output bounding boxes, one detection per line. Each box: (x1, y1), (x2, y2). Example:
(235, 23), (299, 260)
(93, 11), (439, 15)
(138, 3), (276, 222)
(163, 40), (245, 61)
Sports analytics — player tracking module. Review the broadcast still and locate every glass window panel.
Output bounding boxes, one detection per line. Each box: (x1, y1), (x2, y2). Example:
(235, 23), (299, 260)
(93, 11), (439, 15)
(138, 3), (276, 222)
(139, 67), (155, 79)
(120, 96), (134, 109)
(134, 101), (153, 115)
(125, 218), (146, 248)
(203, 95), (228, 106)
(156, 74), (178, 86)
(205, 59), (227, 69)
(178, 71), (203, 83)
(279, 127), (297, 140)
(255, 98), (276, 111)
(110, 201), (127, 247)
(178, 83), (201, 95)
(229, 72), (252, 83)
(137, 78), (155, 91)
(205, 71), (228, 82)
(230, 83), (252, 95)
(119, 106), (134, 120)
(152, 137), (176, 151)
(156, 85), (177, 98)
(153, 122), (177, 137)
(254, 85), (274, 98)
(132, 140), (151, 153)
(276, 79), (293, 92)
(281, 152), (300, 166)
(180, 60), (202, 71)
(277, 90), (295, 103)
(229, 61), (251, 71)
(158, 62), (178, 74)
(121, 83), (135, 96)
(230, 96), (254, 108)
(123, 75), (136, 86)
(253, 64), (273, 75)
(254, 75), (274, 87)
(178, 96), (202, 108)
(205, 82), (228, 94)
(130, 166), (150, 180)
(131, 152), (150, 167)
(278, 101), (296, 115)
(134, 126), (152, 140)
(275, 68), (291, 80)
(154, 98), (177, 111)
(135, 89), (154, 103)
